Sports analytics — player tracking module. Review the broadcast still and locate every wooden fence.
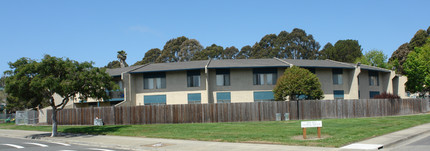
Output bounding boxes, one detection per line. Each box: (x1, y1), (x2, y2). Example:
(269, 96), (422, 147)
(47, 99), (429, 125)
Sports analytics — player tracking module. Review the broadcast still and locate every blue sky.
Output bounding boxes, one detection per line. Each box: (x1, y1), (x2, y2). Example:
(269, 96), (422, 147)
(1, 0), (429, 76)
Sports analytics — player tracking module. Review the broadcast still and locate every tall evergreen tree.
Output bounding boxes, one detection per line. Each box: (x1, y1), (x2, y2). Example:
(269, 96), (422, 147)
(222, 46), (239, 59)
(157, 36), (189, 63)
(319, 39), (363, 63)
(133, 48), (161, 65)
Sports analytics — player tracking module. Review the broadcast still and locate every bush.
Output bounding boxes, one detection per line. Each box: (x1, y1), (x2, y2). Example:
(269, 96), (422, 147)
(373, 93), (400, 99)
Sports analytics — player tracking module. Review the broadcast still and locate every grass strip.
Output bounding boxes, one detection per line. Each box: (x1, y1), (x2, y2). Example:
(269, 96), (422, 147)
(1, 114), (430, 147)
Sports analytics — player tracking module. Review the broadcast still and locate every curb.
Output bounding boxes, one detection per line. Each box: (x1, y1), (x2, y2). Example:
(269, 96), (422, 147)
(382, 129), (430, 148)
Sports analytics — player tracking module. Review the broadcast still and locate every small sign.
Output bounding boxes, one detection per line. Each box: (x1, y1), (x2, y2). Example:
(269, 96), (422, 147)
(301, 121), (322, 128)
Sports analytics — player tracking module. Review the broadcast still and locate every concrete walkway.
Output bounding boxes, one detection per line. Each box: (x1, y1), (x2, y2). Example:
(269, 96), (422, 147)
(1, 123), (430, 151)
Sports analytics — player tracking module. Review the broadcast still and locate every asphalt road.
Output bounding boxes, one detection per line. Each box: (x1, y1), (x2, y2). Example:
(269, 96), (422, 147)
(386, 131), (430, 151)
(0, 136), (128, 151)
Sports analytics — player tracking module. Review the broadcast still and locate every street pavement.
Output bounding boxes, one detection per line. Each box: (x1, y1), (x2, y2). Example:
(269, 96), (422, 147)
(1, 122), (430, 151)
(0, 136), (127, 151)
(384, 130), (430, 151)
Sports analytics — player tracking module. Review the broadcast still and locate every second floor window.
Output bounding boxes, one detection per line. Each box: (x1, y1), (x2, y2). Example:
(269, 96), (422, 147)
(369, 71), (379, 86)
(332, 68), (343, 85)
(144, 72), (166, 89)
(187, 70), (201, 87)
(216, 69), (230, 86)
(253, 68), (277, 85)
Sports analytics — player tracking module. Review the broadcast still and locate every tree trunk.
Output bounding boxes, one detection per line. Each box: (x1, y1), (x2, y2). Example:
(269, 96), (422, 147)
(51, 108), (58, 137)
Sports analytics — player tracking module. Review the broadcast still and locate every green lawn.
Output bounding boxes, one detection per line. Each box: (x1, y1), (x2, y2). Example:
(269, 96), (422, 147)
(1, 114), (430, 147)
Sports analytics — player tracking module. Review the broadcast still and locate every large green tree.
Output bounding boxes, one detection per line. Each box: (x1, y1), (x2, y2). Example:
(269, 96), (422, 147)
(408, 29), (429, 51)
(286, 28), (320, 59)
(356, 50), (389, 69)
(157, 36), (189, 63)
(319, 39), (363, 63)
(273, 66), (324, 101)
(4, 55), (114, 136)
(222, 46), (239, 59)
(404, 38), (430, 94)
(388, 43), (410, 74)
(178, 39), (203, 62)
(104, 61), (121, 69)
(236, 45), (252, 59)
(133, 48), (161, 65)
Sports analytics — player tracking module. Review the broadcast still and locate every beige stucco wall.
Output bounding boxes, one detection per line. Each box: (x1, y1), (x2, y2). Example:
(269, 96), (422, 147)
(316, 68), (354, 100)
(398, 75), (408, 98)
(133, 70), (207, 105)
(208, 68), (282, 103)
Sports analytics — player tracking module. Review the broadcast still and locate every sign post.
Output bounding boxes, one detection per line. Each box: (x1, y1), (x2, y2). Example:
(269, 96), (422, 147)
(301, 121), (322, 139)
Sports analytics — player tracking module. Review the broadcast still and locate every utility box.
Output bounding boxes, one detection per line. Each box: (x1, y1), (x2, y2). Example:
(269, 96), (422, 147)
(276, 113), (281, 121)
(284, 113), (290, 121)
(94, 118), (103, 126)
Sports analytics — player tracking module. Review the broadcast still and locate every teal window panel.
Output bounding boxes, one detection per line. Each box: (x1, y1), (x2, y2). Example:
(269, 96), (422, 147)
(254, 91), (274, 101)
(216, 92), (231, 101)
(144, 95), (166, 105)
(370, 91), (380, 98)
(334, 90), (344, 99)
(188, 93), (201, 103)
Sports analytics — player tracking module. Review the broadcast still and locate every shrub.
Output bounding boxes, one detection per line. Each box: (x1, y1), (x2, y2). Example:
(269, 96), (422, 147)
(373, 93), (400, 99)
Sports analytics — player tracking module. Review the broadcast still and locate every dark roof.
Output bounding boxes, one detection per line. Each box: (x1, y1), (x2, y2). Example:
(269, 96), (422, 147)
(208, 59), (289, 68)
(109, 58), (392, 75)
(283, 59), (355, 69)
(131, 60), (209, 73)
(358, 64), (391, 73)
(106, 65), (145, 77)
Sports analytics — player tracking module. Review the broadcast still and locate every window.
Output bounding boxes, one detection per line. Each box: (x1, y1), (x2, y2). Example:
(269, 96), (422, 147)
(332, 68), (343, 85)
(144, 95), (166, 105)
(144, 72), (166, 89)
(369, 71), (379, 86)
(254, 91), (275, 102)
(370, 91), (380, 98)
(187, 70), (201, 87)
(188, 93), (201, 104)
(253, 68), (277, 85)
(304, 68), (316, 74)
(216, 69), (230, 86)
(216, 92), (231, 103)
(334, 90), (344, 100)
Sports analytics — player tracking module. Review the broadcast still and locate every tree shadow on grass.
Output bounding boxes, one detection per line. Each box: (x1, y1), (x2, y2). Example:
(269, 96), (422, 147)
(26, 125), (131, 139)
(61, 125), (131, 135)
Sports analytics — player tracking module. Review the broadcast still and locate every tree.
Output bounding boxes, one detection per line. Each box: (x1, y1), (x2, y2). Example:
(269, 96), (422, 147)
(4, 55), (114, 137)
(222, 46), (239, 59)
(117, 50), (129, 68)
(178, 39), (203, 62)
(356, 50), (388, 69)
(408, 29), (429, 51)
(273, 66), (324, 101)
(404, 38), (430, 94)
(318, 42), (334, 60)
(285, 28), (320, 59)
(319, 39), (363, 63)
(388, 43), (411, 74)
(236, 45), (252, 59)
(157, 36), (189, 63)
(104, 61), (121, 69)
(133, 48), (161, 66)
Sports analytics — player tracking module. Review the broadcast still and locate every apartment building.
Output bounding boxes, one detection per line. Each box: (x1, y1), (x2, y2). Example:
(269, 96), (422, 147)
(73, 58), (408, 107)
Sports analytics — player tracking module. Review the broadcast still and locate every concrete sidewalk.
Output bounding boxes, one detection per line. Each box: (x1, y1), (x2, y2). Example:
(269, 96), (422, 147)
(341, 123), (430, 150)
(1, 123), (430, 151)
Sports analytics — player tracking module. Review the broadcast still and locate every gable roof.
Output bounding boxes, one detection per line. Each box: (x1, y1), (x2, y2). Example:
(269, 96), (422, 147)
(106, 58), (393, 75)
(282, 59), (355, 69)
(106, 65), (145, 77)
(208, 59), (289, 68)
(131, 60), (209, 73)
